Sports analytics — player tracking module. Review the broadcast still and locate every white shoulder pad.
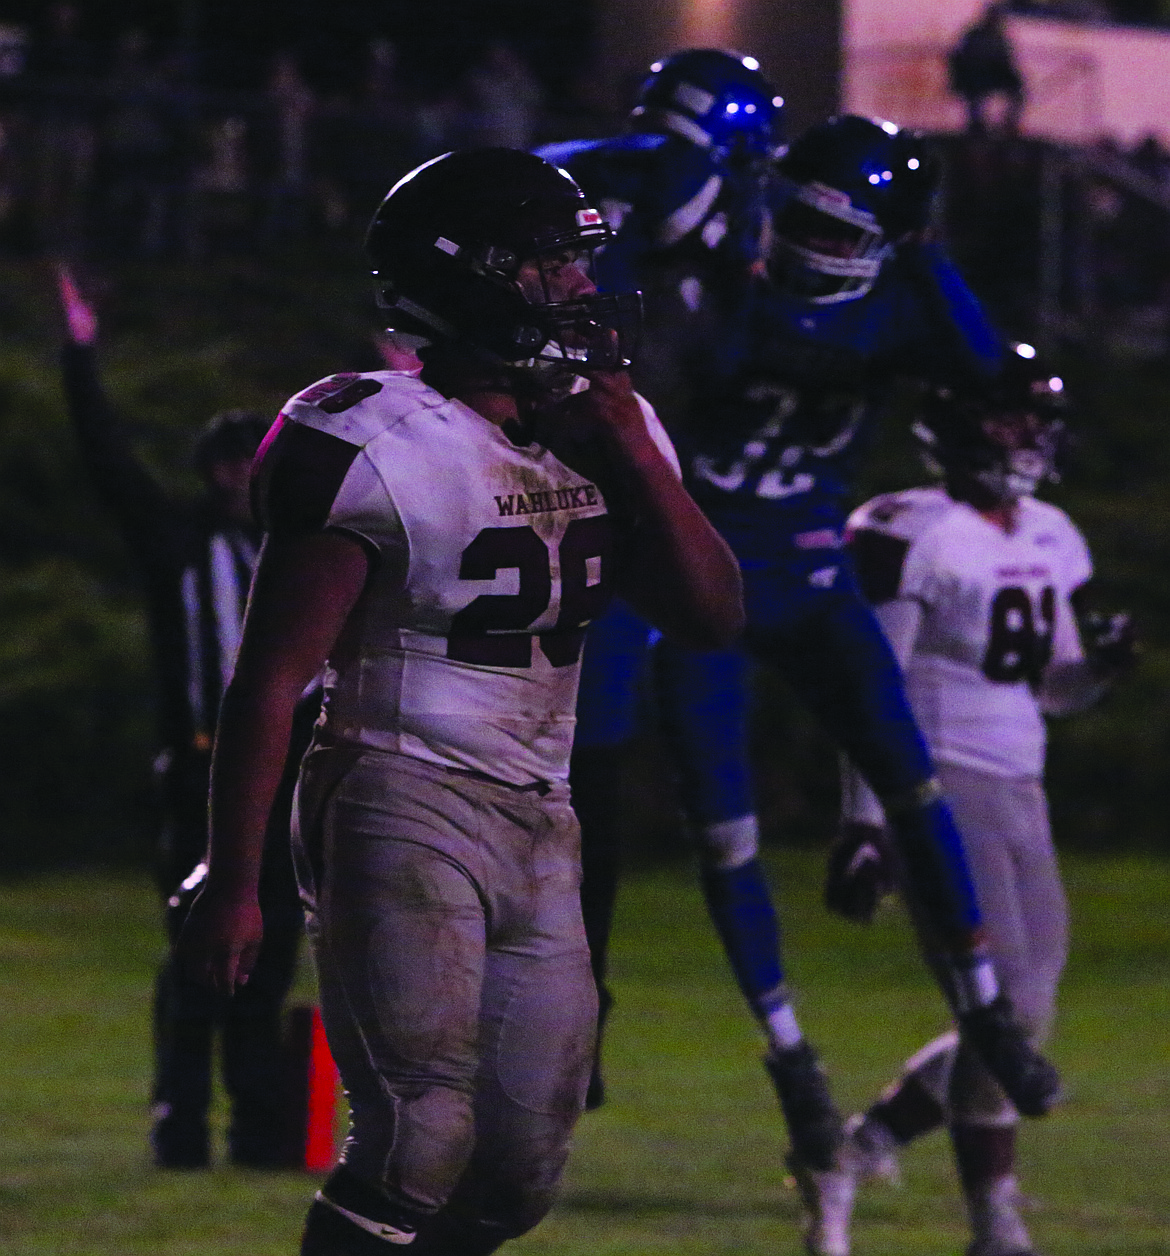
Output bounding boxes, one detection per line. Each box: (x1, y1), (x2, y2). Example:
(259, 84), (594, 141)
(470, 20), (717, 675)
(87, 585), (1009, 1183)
(1020, 496), (1093, 587)
(284, 371), (445, 448)
(1020, 496), (1084, 544)
(848, 485), (955, 544)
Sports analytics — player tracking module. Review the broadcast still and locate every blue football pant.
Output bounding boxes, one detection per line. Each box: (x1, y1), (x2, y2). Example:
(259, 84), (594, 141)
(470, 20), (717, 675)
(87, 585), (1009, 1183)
(572, 587), (983, 1023)
(573, 598), (658, 750)
(653, 585), (982, 947)
(572, 605), (782, 1017)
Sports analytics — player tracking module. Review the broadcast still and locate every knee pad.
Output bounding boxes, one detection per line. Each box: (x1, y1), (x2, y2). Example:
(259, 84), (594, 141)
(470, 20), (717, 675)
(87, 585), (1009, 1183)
(698, 814), (760, 871)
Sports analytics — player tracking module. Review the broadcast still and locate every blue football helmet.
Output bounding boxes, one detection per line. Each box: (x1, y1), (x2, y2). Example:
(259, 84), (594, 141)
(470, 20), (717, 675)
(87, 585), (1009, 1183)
(769, 114), (939, 304)
(630, 48), (786, 169)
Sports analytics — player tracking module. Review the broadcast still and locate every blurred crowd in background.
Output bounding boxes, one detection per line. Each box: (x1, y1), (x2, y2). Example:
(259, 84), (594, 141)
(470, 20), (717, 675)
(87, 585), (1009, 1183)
(1012, 0), (1170, 21)
(0, 4), (1166, 361)
(0, 12), (548, 259)
(942, 0), (1170, 356)
(0, 2), (604, 261)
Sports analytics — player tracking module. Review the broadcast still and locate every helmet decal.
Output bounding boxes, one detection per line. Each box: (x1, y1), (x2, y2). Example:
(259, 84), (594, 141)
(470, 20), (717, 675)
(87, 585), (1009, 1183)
(673, 82), (716, 115)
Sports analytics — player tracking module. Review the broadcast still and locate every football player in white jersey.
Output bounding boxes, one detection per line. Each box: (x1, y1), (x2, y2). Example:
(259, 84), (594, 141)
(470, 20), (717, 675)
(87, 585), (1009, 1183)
(177, 148), (744, 1256)
(808, 344), (1134, 1256)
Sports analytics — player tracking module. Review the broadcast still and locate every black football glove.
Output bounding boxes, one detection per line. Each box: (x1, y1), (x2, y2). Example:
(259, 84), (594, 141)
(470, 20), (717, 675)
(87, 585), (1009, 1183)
(1079, 609), (1137, 676)
(824, 821), (895, 925)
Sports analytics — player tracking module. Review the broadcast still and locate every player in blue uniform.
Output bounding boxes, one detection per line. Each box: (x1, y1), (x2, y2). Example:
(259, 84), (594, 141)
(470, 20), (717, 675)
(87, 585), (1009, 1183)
(540, 54), (854, 1169)
(549, 84), (1062, 1238)
(646, 113), (1066, 1252)
(539, 48), (782, 299)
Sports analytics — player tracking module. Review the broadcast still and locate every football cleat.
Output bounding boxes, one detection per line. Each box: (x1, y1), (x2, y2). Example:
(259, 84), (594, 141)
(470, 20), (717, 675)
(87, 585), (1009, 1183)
(786, 1151), (854, 1256)
(302, 1167), (421, 1253)
(964, 1174), (1035, 1256)
(785, 1111), (906, 1256)
(958, 996), (1062, 1117)
(765, 1039), (843, 1171)
(150, 1104), (210, 1170)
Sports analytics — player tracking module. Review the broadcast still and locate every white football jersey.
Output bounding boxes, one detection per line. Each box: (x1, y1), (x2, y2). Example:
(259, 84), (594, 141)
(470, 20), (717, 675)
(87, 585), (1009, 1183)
(255, 369), (676, 787)
(847, 486), (1093, 778)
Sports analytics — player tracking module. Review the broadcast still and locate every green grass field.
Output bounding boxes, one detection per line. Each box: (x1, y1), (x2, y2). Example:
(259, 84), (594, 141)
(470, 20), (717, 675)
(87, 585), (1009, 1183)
(2, 850), (1168, 1255)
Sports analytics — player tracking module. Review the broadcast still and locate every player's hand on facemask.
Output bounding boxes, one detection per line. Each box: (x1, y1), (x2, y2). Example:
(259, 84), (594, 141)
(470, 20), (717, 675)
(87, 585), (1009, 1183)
(557, 367), (645, 446)
(824, 821), (895, 925)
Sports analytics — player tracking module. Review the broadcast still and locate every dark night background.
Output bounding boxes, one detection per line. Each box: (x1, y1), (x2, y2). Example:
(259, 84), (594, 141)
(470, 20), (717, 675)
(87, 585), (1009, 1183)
(0, 1), (600, 100)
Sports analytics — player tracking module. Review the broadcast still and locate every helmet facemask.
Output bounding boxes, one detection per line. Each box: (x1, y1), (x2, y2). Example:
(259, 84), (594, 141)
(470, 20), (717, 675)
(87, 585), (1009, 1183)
(914, 402), (1065, 505)
(973, 410), (1064, 502)
(509, 245), (643, 380)
(769, 115), (938, 304)
(916, 344), (1071, 509)
(769, 182), (891, 304)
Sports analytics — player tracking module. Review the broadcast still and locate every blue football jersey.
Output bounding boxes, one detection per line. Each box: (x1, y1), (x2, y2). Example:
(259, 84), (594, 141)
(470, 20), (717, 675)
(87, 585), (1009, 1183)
(665, 242), (1003, 529)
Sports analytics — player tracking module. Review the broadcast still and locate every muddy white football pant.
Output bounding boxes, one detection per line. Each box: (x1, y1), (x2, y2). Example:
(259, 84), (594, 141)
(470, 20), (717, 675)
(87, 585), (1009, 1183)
(916, 763), (1069, 1125)
(293, 742), (596, 1238)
